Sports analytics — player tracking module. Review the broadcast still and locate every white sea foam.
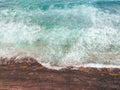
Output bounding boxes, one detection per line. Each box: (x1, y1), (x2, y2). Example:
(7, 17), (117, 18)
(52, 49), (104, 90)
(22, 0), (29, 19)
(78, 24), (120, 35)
(0, 2), (120, 68)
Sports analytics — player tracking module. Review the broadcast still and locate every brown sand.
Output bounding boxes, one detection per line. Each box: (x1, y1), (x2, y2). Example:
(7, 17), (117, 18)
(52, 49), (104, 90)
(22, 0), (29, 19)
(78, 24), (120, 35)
(0, 57), (120, 90)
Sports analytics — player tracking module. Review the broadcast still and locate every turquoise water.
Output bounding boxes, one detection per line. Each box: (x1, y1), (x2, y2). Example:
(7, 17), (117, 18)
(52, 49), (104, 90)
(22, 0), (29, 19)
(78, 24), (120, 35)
(0, 0), (120, 67)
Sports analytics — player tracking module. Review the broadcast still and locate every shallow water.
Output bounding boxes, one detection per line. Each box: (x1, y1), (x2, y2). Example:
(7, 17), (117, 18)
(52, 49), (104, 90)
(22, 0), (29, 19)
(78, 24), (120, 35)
(0, 0), (120, 67)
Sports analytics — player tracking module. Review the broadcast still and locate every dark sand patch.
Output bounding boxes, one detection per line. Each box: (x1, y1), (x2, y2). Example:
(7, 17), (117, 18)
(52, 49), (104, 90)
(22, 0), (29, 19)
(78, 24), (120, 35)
(0, 57), (120, 90)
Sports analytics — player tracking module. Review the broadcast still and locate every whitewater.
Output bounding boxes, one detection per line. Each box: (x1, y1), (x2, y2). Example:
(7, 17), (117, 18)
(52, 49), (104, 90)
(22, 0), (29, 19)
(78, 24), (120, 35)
(0, 0), (120, 68)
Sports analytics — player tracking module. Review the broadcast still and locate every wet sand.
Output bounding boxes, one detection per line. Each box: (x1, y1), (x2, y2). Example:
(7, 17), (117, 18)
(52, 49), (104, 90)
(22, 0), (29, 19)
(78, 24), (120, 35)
(0, 57), (120, 90)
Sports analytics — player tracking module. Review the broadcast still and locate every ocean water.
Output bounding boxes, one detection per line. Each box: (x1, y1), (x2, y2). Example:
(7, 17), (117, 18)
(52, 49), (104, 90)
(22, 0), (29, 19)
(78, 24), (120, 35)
(0, 0), (120, 68)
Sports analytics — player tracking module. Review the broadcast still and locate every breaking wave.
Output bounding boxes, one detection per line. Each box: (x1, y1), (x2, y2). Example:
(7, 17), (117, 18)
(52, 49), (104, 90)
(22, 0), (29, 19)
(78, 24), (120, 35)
(0, 0), (120, 68)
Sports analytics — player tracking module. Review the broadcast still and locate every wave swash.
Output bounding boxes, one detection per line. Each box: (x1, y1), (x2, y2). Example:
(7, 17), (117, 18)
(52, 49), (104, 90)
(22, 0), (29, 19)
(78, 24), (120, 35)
(0, 0), (120, 68)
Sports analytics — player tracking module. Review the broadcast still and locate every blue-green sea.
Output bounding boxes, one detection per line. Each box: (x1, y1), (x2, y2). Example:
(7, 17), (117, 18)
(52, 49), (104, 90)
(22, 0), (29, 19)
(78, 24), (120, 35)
(0, 0), (120, 67)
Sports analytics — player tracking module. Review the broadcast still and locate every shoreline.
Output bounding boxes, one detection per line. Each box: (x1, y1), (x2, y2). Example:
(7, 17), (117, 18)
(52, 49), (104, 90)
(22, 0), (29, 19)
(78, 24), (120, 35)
(1, 56), (120, 70)
(0, 57), (120, 90)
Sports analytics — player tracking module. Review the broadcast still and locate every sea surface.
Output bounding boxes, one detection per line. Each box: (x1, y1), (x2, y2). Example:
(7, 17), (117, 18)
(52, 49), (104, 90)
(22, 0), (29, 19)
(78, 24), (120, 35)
(0, 0), (120, 68)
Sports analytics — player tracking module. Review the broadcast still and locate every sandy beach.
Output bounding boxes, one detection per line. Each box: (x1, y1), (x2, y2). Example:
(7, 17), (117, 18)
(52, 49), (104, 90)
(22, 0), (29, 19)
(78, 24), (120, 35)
(0, 57), (120, 90)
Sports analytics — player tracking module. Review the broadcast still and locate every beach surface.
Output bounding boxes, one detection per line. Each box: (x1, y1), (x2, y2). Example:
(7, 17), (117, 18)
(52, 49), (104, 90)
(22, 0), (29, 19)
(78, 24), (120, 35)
(0, 57), (120, 90)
